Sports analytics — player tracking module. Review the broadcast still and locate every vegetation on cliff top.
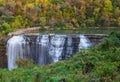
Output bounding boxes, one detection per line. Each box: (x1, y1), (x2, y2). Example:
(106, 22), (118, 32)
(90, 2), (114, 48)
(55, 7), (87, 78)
(0, 0), (120, 35)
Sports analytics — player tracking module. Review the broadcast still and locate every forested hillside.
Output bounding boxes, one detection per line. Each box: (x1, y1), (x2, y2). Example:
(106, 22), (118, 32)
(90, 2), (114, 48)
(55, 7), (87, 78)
(0, 0), (120, 35)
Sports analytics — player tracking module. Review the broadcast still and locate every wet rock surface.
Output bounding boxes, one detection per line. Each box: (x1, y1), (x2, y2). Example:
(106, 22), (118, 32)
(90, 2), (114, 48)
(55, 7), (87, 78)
(0, 37), (7, 68)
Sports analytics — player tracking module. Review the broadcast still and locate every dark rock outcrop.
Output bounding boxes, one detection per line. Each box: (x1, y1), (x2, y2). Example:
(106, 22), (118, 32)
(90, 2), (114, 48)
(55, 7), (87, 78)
(0, 37), (7, 68)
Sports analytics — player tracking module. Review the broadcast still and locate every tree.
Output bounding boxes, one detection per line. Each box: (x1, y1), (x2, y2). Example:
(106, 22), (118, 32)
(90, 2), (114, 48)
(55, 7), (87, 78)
(100, 0), (113, 26)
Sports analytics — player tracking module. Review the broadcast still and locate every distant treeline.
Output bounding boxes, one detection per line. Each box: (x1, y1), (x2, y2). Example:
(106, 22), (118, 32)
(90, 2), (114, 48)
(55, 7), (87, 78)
(0, 0), (120, 35)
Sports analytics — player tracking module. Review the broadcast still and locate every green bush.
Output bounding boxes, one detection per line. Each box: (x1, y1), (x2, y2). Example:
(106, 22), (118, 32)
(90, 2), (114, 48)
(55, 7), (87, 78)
(51, 0), (64, 4)
(96, 32), (120, 50)
(16, 59), (34, 68)
(0, 22), (11, 35)
(53, 22), (66, 29)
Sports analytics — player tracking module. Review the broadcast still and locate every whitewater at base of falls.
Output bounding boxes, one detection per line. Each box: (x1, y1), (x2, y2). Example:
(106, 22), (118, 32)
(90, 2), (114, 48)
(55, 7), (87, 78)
(7, 34), (92, 70)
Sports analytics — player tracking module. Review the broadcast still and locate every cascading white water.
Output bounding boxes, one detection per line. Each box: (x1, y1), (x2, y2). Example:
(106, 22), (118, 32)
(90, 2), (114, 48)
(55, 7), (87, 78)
(66, 36), (73, 56)
(7, 35), (30, 70)
(49, 35), (66, 62)
(7, 34), (92, 70)
(78, 35), (92, 50)
(36, 35), (52, 65)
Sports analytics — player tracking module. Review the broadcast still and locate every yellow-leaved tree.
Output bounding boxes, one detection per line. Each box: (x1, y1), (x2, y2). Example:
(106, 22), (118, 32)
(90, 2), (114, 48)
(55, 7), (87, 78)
(101, 0), (113, 26)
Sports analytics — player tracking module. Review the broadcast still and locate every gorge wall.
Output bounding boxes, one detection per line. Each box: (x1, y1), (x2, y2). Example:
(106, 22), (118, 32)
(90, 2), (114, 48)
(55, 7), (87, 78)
(0, 37), (7, 68)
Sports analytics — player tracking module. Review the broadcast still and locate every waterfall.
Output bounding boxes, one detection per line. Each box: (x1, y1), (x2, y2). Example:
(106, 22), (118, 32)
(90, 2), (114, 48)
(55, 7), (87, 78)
(49, 35), (66, 62)
(7, 35), (31, 70)
(66, 36), (73, 56)
(78, 35), (92, 50)
(7, 34), (92, 70)
(36, 35), (52, 65)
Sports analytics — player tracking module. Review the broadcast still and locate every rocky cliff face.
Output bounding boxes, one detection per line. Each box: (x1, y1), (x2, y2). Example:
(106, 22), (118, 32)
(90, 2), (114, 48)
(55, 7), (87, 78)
(0, 37), (7, 68)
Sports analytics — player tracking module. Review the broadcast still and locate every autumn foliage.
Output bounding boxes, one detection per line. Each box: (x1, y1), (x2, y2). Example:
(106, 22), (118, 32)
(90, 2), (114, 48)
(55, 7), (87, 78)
(0, 0), (120, 35)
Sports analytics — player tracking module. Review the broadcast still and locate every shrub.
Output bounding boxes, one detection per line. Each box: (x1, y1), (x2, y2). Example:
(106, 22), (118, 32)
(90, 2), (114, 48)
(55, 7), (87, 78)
(53, 22), (66, 29)
(16, 59), (34, 68)
(96, 32), (120, 50)
(0, 22), (11, 35)
(39, 17), (47, 28)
